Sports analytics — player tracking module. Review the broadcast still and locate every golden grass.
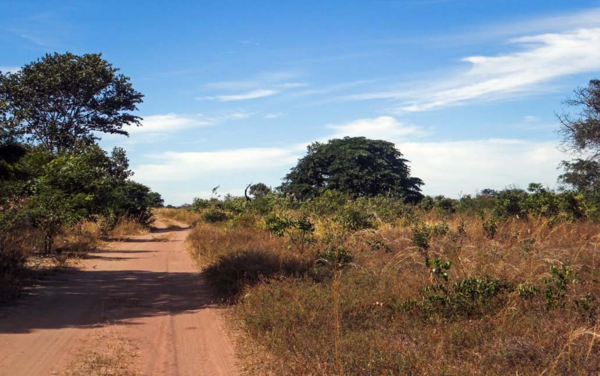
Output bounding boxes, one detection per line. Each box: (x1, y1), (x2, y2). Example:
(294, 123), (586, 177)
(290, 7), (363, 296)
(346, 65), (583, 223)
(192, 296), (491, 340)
(154, 208), (201, 226)
(108, 217), (150, 240)
(188, 214), (600, 375)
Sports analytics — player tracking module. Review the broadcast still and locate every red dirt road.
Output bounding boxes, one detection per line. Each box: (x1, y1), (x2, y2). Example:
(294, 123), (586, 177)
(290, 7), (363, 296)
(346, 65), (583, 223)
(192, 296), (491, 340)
(0, 221), (239, 376)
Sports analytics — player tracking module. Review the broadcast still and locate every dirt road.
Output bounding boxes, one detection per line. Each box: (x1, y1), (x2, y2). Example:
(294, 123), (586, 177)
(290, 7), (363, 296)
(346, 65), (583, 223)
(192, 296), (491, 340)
(0, 221), (239, 376)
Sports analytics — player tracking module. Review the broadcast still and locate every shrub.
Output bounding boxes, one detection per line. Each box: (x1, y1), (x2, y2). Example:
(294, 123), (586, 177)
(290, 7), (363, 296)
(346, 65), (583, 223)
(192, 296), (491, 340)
(201, 208), (229, 223)
(333, 201), (376, 231)
(411, 221), (432, 250)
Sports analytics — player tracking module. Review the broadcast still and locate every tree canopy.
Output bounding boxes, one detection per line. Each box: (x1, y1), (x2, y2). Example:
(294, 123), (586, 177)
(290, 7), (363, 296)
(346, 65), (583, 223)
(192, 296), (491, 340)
(280, 137), (424, 202)
(0, 52), (143, 154)
(558, 79), (600, 193)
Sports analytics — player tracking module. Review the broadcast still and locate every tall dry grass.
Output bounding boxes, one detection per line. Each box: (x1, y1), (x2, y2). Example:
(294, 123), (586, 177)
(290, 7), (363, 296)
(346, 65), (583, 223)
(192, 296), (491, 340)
(154, 208), (201, 226)
(107, 217), (150, 240)
(188, 214), (600, 375)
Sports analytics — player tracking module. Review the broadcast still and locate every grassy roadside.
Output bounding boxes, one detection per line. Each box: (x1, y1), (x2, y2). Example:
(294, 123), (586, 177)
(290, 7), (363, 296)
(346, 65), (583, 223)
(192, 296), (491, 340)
(185, 208), (600, 375)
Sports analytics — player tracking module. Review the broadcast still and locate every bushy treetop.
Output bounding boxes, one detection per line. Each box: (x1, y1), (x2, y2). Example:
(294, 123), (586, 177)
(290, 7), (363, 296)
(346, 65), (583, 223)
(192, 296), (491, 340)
(0, 52), (143, 154)
(280, 137), (424, 202)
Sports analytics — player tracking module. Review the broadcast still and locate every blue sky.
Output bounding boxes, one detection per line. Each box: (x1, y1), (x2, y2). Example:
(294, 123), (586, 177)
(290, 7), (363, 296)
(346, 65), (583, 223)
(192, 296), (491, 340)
(2, 0), (600, 205)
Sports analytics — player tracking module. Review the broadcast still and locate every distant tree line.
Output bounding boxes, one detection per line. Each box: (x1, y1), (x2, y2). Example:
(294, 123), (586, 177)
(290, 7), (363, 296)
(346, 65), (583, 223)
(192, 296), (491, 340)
(187, 79), (600, 224)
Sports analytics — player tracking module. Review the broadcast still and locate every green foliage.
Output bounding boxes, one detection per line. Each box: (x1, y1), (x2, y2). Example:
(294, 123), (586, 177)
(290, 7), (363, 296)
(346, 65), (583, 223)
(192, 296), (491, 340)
(0, 52), (143, 154)
(108, 181), (156, 225)
(420, 274), (513, 318)
(492, 188), (529, 219)
(482, 216), (498, 239)
(300, 190), (349, 216)
(411, 221), (432, 250)
(146, 192), (164, 208)
(265, 213), (291, 237)
(280, 137), (424, 202)
(248, 193), (281, 215)
(201, 208), (229, 223)
(248, 183), (272, 198)
(543, 264), (574, 309)
(517, 283), (539, 300)
(558, 80), (600, 193)
(190, 197), (213, 212)
(363, 194), (408, 223)
(317, 246), (353, 268)
(265, 213), (315, 253)
(426, 257), (452, 282)
(333, 200), (376, 231)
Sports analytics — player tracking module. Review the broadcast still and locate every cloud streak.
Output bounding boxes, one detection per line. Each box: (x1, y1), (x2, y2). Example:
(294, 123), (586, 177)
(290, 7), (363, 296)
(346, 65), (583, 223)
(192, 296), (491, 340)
(130, 113), (211, 134)
(346, 28), (600, 112)
(206, 89), (279, 102)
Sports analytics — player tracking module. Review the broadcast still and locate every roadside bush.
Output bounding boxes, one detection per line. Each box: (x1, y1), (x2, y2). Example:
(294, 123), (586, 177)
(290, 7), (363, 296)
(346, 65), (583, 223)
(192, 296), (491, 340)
(333, 201), (376, 231)
(201, 208), (229, 223)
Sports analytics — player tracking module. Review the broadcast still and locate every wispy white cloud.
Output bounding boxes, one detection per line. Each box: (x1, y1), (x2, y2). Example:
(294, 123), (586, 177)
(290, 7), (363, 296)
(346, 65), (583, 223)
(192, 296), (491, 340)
(275, 82), (307, 89)
(129, 113), (211, 134)
(204, 89), (278, 102)
(134, 146), (304, 182)
(347, 28), (600, 112)
(204, 71), (299, 91)
(200, 71), (307, 101)
(265, 113), (284, 119)
(326, 116), (428, 140)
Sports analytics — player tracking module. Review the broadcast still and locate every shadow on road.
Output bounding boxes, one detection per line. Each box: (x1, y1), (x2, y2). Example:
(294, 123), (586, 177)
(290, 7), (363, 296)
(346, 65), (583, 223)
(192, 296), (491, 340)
(0, 268), (212, 334)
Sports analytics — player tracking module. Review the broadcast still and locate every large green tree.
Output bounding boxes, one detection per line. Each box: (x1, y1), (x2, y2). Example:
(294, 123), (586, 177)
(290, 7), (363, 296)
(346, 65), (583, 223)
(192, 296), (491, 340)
(280, 137), (424, 202)
(0, 52), (143, 154)
(559, 79), (600, 193)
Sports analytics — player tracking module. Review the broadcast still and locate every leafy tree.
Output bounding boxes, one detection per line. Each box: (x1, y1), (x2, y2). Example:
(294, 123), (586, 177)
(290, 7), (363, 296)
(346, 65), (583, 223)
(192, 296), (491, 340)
(558, 79), (600, 192)
(0, 52), (143, 154)
(248, 182), (272, 198)
(0, 133), (26, 181)
(559, 159), (600, 193)
(146, 191), (164, 208)
(108, 182), (155, 225)
(280, 137), (424, 202)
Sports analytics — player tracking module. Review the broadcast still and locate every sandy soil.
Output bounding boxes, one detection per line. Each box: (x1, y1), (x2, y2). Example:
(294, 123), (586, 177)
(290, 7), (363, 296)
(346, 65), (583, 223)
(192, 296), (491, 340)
(0, 221), (239, 376)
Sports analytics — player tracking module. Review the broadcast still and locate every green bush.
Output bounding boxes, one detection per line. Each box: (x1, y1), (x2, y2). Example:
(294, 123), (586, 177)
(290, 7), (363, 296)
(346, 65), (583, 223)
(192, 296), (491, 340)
(201, 208), (229, 223)
(333, 201), (376, 231)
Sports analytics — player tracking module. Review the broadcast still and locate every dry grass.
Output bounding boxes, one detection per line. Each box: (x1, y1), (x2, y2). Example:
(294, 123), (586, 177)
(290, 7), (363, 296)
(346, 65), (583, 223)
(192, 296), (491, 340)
(108, 217), (150, 240)
(154, 208), (201, 226)
(60, 329), (139, 376)
(1, 220), (102, 302)
(188, 214), (600, 375)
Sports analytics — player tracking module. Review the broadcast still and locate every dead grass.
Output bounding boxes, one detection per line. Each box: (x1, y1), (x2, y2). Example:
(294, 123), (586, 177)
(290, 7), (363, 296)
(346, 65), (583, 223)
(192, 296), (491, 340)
(108, 217), (150, 240)
(60, 329), (139, 376)
(154, 208), (201, 226)
(188, 215), (600, 375)
(1, 220), (102, 302)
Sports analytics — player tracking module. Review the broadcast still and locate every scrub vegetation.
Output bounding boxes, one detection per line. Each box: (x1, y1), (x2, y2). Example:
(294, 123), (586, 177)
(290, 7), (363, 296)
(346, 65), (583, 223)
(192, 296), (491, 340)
(0, 53), (162, 300)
